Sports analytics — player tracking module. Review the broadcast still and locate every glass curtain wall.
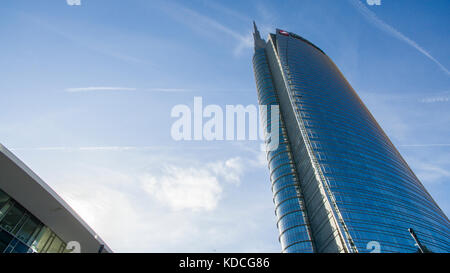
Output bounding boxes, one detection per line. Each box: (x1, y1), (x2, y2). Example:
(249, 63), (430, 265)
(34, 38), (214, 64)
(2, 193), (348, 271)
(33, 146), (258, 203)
(0, 189), (68, 253)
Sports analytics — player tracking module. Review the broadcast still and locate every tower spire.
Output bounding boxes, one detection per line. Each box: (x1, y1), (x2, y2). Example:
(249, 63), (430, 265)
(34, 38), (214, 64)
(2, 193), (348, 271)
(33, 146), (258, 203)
(253, 21), (266, 49)
(253, 21), (260, 37)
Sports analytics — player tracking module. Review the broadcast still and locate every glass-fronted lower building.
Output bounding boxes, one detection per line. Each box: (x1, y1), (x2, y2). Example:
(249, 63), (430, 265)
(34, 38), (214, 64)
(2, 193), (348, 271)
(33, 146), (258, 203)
(0, 189), (68, 253)
(0, 143), (111, 253)
(252, 23), (450, 253)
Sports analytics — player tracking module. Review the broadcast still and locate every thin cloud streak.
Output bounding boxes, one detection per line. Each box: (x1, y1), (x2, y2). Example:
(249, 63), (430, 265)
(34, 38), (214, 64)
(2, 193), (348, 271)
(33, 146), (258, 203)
(419, 95), (450, 104)
(142, 88), (192, 92)
(159, 2), (252, 56)
(349, 0), (450, 76)
(10, 146), (222, 152)
(201, 0), (252, 23)
(65, 87), (191, 93)
(12, 146), (156, 152)
(65, 87), (137, 92)
(202, 1), (276, 54)
(22, 13), (145, 64)
(399, 144), (450, 148)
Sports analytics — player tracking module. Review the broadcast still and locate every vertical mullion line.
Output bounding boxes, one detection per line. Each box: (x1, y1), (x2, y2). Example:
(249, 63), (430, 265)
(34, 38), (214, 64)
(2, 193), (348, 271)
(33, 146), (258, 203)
(278, 35), (357, 253)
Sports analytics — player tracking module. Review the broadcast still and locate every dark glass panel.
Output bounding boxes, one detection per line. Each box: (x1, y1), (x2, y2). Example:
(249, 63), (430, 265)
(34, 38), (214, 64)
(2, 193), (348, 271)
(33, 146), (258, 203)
(0, 203), (25, 233)
(16, 215), (42, 244)
(0, 189), (10, 212)
(0, 229), (13, 253)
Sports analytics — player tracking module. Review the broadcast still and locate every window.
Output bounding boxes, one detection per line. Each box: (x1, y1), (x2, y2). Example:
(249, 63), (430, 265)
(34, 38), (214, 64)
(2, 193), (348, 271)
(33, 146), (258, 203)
(0, 202), (11, 223)
(31, 227), (53, 253)
(45, 236), (63, 253)
(0, 190), (11, 222)
(0, 190), (68, 253)
(16, 216), (42, 244)
(0, 190), (10, 211)
(0, 229), (13, 253)
(0, 203), (25, 233)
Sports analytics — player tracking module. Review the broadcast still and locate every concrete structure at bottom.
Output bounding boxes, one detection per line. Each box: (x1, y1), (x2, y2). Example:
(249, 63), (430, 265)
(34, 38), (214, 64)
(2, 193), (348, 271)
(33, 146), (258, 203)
(0, 143), (111, 253)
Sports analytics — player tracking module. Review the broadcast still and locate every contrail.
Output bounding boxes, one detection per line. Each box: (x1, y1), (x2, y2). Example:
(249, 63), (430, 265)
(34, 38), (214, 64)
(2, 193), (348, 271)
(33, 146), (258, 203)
(65, 87), (136, 92)
(10, 146), (222, 152)
(158, 1), (252, 56)
(349, 0), (450, 76)
(65, 87), (191, 93)
(399, 144), (450, 148)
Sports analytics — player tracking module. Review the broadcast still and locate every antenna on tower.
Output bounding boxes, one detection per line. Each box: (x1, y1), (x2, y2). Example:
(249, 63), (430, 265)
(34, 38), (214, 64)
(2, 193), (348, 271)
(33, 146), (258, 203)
(253, 21), (266, 49)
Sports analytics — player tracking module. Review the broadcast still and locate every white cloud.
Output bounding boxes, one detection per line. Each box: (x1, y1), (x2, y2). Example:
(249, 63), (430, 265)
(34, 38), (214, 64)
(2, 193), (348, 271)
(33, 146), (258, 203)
(255, 151), (268, 168)
(233, 31), (253, 56)
(10, 145), (222, 152)
(141, 157), (245, 211)
(141, 166), (223, 211)
(11, 146), (154, 152)
(349, 0), (450, 76)
(411, 162), (450, 184)
(232, 142), (268, 168)
(207, 157), (245, 185)
(44, 152), (276, 252)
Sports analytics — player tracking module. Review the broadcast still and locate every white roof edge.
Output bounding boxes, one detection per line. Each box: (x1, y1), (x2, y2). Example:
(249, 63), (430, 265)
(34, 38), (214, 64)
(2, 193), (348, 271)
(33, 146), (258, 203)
(0, 143), (112, 253)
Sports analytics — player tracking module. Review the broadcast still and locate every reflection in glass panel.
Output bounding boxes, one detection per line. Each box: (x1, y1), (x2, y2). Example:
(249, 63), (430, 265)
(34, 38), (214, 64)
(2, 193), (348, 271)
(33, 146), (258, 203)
(60, 243), (67, 253)
(12, 214), (28, 235)
(11, 240), (32, 253)
(0, 189), (69, 253)
(45, 236), (63, 253)
(31, 226), (53, 253)
(62, 243), (72, 253)
(0, 203), (25, 233)
(0, 229), (13, 253)
(0, 189), (10, 212)
(16, 216), (41, 244)
(0, 202), (11, 222)
(28, 224), (43, 246)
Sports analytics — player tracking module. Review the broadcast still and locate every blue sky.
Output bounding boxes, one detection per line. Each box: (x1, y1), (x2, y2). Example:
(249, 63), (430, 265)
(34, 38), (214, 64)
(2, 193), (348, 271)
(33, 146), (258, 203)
(0, 0), (449, 252)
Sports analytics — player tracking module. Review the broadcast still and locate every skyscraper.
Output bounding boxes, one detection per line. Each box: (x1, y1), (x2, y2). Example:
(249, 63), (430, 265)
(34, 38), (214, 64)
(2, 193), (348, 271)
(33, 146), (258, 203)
(252, 23), (450, 253)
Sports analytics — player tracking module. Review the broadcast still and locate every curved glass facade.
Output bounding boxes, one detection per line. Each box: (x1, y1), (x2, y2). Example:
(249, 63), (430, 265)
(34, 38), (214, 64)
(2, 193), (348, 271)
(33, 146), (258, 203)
(252, 25), (450, 253)
(253, 46), (314, 253)
(0, 189), (68, 253)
